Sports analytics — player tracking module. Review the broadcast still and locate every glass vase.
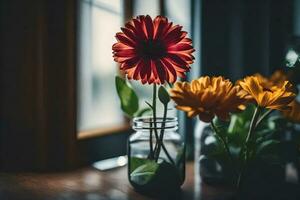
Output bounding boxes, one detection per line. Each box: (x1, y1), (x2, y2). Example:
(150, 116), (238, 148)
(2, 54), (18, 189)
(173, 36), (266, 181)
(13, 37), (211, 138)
(194, 120), (236, 185)
(128, 117), (185, 196)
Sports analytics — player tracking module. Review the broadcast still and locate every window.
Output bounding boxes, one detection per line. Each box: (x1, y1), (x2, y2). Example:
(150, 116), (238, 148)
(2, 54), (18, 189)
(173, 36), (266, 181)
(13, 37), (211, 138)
(78, 0), (125, 135)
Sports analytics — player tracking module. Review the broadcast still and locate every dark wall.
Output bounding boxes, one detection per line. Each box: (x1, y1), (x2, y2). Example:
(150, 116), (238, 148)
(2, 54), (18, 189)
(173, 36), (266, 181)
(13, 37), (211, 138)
(0, 0), (39, 170)
(201, 0), (293, 80)
(0, 0), (77, 171)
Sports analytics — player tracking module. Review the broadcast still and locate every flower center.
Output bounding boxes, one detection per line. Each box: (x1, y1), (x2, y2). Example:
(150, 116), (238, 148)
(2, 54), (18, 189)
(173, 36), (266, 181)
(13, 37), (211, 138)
(138, 39), (166, 60)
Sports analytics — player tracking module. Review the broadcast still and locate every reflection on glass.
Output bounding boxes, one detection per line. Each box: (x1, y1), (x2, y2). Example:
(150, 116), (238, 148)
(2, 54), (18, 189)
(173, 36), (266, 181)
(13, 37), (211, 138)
(286, 49), (299, 68)
(78, 0), (124, 131)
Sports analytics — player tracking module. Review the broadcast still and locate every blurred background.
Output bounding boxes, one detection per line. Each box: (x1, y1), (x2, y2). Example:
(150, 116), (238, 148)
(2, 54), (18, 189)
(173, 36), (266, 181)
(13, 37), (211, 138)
(0, 0), (300, 171)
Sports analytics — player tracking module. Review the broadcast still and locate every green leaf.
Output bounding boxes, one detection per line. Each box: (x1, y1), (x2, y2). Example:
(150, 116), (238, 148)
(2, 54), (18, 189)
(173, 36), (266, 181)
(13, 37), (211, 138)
(130, 157), (151, 173)
(115, 76), (139, 117)
(158, 86), (170, 105)
(226, 104), (257, 147)
(256, 140), (280, 156)
(130, 160), (159, 185)
(135, 107), (152, 117)
(255, 128), (275, 139)
(129, 158), (182, 191)
(212, 117), (229, 137)
(268, 116), (289, 130)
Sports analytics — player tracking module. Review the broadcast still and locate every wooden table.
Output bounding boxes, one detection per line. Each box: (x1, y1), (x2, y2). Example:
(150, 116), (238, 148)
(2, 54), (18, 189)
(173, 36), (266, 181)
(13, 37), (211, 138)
(0, 162), (233, 200)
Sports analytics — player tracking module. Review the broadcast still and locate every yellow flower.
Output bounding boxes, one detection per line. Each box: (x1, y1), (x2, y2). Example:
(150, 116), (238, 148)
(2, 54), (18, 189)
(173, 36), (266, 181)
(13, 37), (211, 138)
(269, 70), (288, 85)
(170, 76), (245, 122)
(282, 100), (300, 123)
(238, 75), (295, 111)
(253, 70), (288, 88)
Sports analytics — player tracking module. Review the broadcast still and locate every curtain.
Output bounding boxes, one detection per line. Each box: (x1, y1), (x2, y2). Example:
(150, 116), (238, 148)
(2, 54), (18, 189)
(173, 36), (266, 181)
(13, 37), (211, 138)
(0, 0), (77, 171)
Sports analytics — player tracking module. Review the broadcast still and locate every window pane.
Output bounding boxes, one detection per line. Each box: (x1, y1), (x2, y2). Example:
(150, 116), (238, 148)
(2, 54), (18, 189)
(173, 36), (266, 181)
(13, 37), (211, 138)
(165, 0), (191, 32)
(133, 0), (159, 17)
(78, 0), (124, 131)
(93, 0), (122, 13)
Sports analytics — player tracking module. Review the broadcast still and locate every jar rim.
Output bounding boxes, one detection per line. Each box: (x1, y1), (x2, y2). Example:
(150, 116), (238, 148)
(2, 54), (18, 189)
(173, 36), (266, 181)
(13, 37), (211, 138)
(133, 116), (178, 123)
(132, 116), (178, 131)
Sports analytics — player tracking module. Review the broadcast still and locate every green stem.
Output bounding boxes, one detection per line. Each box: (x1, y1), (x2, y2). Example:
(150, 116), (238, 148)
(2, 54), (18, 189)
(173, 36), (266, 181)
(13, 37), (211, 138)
(152, 84), (160, 148)
(154, 106), (166, 162)
(161, 141), (175, 165)
(149, 84), (174, 165)
(237, 106), (262, 190)
(255, 109), (273, 128)
(210, 121), (237, 176)
(151, 84), (172, 163)
(154, 104), (175, 165)
(245, 106), (261, 144)
(148, 119), (154, 159)
(153, 135), (174, 165)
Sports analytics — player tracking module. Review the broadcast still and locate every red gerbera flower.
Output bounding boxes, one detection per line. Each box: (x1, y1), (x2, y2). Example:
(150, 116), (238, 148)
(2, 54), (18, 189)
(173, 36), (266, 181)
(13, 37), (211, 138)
(112, 15), (194, 84)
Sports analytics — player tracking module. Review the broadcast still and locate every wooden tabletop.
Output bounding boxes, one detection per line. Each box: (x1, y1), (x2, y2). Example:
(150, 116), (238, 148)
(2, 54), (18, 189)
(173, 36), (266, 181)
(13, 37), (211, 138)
(0, 162), (233, 200)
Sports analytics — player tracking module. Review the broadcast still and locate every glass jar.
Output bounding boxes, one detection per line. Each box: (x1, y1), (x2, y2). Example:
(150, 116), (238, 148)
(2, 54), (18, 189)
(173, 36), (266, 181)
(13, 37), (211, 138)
(194, 120), (235, 185)
(128, 117), (185, 196)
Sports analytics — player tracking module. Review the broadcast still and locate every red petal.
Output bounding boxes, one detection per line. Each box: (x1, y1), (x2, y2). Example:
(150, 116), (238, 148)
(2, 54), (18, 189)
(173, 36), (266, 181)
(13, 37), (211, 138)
(114, 49), (136, 57)
(167, 31), (187, 45)
(133, 60), (143, 80)
(170, 52), (194, 63)
(161, 58), (177, 83)
(114, 56), (132, 63)
(167, 53), (188, 66)
(163, 25), (182, 40)
(149, 60), (159, 84)
(126, 67), (136, 79)
(112, 43), (133, 51)
(155, 60), (166, 84)
(137, 16), (149, 39)
(150, 60), (158, 79)
(115, 33), (136, 47)
(180, 38), (192, 43)
(167, 58), (190, 73)
(125, 56), (141, 66)
(132, 18), (147, 40)
(125, 22), (137, 33)
(144, 15), (154, 39)
(153, 16), (170, 40)
(168, 43), (193, 51)
(140, 60), (150, 80)
(145, 60), (152, 83)
(121, 27), (138, 42)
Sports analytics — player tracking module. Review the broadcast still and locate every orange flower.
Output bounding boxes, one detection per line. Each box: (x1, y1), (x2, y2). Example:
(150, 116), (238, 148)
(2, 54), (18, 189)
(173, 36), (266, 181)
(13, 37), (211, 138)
(170, 76), (245, 122)
(253, 70), (288, 88)
(112, 15), (194, 84)
(269, 70), (288, 86)
(282, 100), (300, 123)
(238, 75), (295, 111)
